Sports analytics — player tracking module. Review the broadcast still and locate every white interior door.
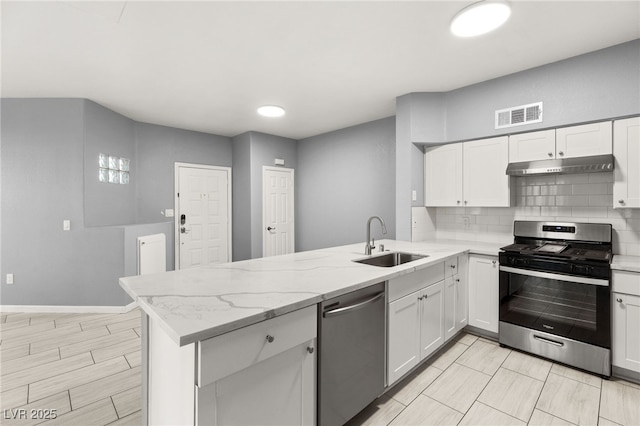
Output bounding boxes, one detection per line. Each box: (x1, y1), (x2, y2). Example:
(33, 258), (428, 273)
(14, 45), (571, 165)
(175, 164), (231, 269)
(263, 167), (294, 257)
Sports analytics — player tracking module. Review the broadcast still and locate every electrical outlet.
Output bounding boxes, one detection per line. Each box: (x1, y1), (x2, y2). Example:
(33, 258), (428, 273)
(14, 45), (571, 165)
(7, 273), (14, 285)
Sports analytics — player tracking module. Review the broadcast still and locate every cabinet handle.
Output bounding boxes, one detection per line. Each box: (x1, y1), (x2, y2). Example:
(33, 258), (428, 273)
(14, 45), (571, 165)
(457, 200), (461, 205)
(266, 335), (275, 343)
(616, 298), (623, 303)
(418, 296), (423, 301)
(492, 260), (497, 265)
(618, 200), (625, 204)
(558, 151), (564, 156)
(456, 278), (460, 282)
(307, 346), (315, 354)
(464, 200), (468, 205)
(450, 265), (456, 269)
(548, 152), (553, 157)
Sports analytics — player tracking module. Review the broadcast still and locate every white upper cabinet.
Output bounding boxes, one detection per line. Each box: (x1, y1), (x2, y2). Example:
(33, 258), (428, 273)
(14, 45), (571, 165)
(556, 121), (612, 158)
(425, 136), (510, 207)
(509, 129), (556, 162)
(463, 136), (510, 207)
(509, 122), (612, 163)
(424, 143), (463, 206)
(613, 117), (640, 208)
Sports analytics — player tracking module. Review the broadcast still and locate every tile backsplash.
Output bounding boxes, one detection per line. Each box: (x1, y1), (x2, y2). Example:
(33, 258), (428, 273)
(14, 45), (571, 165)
(414, 172), (640, 256)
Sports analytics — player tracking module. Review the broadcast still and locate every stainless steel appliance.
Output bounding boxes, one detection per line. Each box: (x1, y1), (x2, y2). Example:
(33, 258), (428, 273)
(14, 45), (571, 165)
(318, 283), (386, 426)
(499, 221), (613, 377)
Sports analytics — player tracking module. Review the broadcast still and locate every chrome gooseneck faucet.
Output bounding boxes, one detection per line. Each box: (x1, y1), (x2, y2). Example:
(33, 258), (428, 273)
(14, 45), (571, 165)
(365, 216), (387, 255)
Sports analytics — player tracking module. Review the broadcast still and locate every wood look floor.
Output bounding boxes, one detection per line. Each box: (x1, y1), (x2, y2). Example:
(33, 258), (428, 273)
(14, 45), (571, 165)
(348, 334), (640, 426)
(2, 310), (639, 426)
(0, 309), (142, 425)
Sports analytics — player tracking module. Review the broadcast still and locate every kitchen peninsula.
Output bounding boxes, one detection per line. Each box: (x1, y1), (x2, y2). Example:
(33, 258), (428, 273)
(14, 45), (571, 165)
(119, 239), (502, 425)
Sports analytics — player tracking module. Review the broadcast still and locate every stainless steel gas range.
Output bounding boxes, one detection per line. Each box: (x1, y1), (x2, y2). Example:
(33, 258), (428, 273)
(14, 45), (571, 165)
(499, 221), (613, 377)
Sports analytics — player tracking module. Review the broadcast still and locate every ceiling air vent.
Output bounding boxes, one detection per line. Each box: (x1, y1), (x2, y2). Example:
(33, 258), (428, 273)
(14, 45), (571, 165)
(495, 102), (543, 129)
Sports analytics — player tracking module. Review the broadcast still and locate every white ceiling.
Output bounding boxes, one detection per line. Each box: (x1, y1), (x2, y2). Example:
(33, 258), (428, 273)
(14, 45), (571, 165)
(2, 1), (639, 140)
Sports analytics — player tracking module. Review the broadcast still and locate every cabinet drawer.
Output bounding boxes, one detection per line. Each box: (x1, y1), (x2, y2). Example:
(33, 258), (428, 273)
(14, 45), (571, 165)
(445, 257), (458, 278)
(198, 305), (317, 387)
(388, 263), (445, 302)
(613, 271), (640, 296)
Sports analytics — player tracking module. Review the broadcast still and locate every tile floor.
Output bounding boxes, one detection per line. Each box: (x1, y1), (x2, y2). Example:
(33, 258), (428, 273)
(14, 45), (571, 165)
(0, 309), (142, 425)
(2, 310), (639, 426)
(348, 333), (640, 426)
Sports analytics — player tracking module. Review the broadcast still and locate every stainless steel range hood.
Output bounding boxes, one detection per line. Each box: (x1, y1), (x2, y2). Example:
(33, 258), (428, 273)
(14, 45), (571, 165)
(506, 154), (614, 176)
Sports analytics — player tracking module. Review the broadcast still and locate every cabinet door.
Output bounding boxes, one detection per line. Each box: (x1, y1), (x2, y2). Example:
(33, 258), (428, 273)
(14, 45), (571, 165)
(612, 293), (640, 373)
(444, 276), (456, 341)
(420, 281), (444, 360)
(425, 143), (463, 207)
(456, 254), (469, 331)
(197, 340), (316, 426)
(556, 121), (612, 159)
(463, 136), (510, 207)
(509, 129), (556, 162)
(468, 255), (499, 333)
(388, 290), (421, 385)
(613, 117), (640, 208)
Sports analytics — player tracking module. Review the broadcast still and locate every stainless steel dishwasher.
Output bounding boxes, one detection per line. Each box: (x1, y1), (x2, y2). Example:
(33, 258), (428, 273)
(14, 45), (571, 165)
(318, 282), (386, 426)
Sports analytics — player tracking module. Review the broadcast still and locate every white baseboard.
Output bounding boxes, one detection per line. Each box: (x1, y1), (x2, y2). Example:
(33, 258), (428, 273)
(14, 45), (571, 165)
(0, 301), (138, 314)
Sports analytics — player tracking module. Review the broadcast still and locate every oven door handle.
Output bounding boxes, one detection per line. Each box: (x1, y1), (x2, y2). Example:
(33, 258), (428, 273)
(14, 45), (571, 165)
(499, 265), (609, 287)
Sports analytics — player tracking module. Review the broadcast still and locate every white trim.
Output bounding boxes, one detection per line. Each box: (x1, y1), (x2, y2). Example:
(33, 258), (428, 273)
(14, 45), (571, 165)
(262, 166), (295, 257)
(174, 162), (233, 269)
(0, 301), (139, 314)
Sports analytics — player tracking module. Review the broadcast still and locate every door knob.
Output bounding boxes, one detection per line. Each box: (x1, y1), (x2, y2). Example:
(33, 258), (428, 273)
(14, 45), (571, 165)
(180, 227), (189, 234)
(266, 335), (275, 343)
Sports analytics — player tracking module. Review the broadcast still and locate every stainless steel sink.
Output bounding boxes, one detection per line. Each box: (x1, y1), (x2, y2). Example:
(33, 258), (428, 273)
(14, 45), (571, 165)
(353, 252), (428, 267)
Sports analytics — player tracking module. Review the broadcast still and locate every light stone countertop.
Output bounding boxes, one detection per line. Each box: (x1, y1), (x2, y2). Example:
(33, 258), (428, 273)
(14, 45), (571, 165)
(611, 255), (640, 273)
(119, 239), (503, 347)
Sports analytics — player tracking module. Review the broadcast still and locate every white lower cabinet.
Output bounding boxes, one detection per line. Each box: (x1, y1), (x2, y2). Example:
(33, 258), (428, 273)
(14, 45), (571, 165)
(145, 305), (317, 426)
(612, 270), (640, 374)
(196, 306), (317, 425)
(196, 342), (315, 426)
(419, 281), (445, 360)
(468, 254), (499, 334)
(444, 255), (468, 341)
(387, 257), (468, 386)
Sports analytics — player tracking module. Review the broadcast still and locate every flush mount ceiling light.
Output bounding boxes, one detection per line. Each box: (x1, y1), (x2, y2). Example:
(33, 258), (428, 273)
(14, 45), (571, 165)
(450, 1), (511, 37)
(257, 105), (286, 118)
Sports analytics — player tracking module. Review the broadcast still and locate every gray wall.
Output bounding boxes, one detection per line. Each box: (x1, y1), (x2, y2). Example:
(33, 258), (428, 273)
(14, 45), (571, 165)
(297, 117), (396, 252)
(232, 133), (252, 261)
(232, 132), (297, 260)
(135, 122), (232, 224)
(444, 40), (640, 142)
(1, 99), (130, 306)
(1, 99), (233, 307)
(84, 101), (136, 227)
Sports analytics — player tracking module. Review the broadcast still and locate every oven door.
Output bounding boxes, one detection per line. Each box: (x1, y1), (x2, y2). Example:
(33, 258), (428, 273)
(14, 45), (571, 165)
(499, 266), (610, 349)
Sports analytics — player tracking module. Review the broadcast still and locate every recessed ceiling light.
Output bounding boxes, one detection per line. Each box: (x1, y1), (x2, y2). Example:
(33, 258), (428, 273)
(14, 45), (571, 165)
(450, 1), (511, 38)
(257, 105), (286, 118)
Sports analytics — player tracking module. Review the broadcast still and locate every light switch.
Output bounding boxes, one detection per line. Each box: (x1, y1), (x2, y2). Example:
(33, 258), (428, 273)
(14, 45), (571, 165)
(7, 273), (14, 285)
(63, 220), (71, 231)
